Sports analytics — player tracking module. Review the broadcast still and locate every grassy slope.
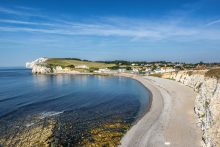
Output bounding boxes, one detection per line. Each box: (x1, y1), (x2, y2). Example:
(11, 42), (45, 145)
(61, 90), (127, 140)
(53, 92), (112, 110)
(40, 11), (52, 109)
(45, 58), (116, 69)
(205, 68), (220, 79)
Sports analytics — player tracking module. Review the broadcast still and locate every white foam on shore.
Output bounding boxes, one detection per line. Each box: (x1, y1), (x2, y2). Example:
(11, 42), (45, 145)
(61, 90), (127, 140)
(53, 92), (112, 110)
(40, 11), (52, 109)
(25, 122), (35, 127)
(39, 111), (63, 119)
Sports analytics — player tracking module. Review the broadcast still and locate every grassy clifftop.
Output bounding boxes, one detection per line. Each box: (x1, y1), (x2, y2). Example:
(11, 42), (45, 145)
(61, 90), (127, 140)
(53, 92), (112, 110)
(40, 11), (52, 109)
(45, 58), (116, 69)
(205, 68), (220, 79)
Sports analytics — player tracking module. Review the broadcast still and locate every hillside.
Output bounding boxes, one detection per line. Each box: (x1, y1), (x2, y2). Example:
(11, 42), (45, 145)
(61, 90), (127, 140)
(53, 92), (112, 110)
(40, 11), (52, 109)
(45, 58), (116, 69)
(26, 58), (117, 74)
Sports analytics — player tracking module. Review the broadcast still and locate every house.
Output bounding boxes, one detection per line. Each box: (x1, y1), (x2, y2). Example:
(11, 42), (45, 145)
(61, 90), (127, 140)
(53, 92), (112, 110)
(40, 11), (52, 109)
(154, 68), (164, 74)
(118, 68), (126, 73)
(164, 67), (176, 72)
(132, 68), (139, 73)
(145, 68), (152, 72)
(75, 65), (89, 69)
(154, 67), (176, 74)
(95, 68), (111, 73)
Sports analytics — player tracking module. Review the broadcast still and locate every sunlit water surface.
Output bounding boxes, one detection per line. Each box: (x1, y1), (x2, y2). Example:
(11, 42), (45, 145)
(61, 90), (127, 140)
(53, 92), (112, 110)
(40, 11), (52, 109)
(0, 68), (150, 146)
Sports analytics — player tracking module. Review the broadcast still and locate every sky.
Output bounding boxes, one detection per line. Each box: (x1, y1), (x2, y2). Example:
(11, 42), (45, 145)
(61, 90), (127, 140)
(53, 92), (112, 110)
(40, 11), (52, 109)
(0, 0), (220, 66)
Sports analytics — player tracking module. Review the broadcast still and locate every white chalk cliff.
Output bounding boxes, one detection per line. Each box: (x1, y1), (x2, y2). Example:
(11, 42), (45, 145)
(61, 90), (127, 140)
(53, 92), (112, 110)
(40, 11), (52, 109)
(26, 57), (48, 69)
(26, 57), (51, 74)
(164, 71), (220, 147)
(26, 58), (82, 74)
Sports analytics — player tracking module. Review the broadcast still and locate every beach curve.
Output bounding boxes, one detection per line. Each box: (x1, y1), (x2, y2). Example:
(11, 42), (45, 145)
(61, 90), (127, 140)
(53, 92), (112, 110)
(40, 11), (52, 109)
(119, 74), (202, 147)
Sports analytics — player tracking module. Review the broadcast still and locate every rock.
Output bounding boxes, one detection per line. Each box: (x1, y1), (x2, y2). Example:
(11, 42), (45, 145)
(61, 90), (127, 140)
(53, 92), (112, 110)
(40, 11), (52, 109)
(26, 57), (48, 68)
(32, 65), (52, 74)
(25, 58), (65, 74)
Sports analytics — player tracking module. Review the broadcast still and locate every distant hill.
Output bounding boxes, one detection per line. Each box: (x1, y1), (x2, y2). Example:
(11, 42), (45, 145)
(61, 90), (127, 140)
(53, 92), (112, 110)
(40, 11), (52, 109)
(45, 58), (116, 69)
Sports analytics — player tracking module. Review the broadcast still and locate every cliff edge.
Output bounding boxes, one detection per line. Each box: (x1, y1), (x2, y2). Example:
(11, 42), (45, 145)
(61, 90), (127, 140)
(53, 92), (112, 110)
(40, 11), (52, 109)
(162, 70), (220, 147)
(26, 58), (68, 74)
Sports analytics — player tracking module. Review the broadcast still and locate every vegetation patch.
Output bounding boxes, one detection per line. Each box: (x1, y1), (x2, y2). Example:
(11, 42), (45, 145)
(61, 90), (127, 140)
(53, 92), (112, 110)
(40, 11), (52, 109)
(149, 73), (163, 78)
(205, 68), (220, 79)
(45, 58), (116, 69)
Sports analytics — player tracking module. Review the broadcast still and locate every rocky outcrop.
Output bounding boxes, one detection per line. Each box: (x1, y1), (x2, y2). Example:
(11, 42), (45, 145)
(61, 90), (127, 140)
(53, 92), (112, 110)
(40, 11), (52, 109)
(31, 65), (65, 74)
(163, 70), (220, 147)
(26, 57), (48, 69)
(32, 65), (52, 74)
(26, 58), (65, 74)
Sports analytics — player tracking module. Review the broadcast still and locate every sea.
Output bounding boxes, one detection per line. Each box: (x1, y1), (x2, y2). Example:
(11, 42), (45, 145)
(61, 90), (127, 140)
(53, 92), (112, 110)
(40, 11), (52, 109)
(0, 68), (150, 146)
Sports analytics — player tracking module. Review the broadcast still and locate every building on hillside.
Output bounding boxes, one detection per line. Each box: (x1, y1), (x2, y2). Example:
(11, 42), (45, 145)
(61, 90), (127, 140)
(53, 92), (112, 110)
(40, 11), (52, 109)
(94, 68), (111, 73)
(75, 65), (89, 69)
(145, 68), (152, 72)
(154, 67), (176, 74)
(132, 68), (139, 73)
(118, 68), (126, 73)
(161, 67), (176, 72)
(154, 68), (164, 74)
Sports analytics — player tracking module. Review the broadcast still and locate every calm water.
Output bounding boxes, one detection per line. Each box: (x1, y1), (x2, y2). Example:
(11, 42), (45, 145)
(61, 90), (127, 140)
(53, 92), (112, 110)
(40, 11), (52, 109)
(0, 68), (150, 146)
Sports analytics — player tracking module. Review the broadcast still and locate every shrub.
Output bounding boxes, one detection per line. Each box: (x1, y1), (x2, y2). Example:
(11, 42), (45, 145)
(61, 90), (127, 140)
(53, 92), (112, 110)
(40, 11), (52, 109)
(108, 66), (120, 70)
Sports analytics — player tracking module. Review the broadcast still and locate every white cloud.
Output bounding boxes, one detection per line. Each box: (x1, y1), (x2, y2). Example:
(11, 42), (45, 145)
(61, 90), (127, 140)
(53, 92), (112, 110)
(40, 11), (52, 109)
(206, 19), (220, 26)
(0, 19), (54, 26)
(0, 6), (220, 41)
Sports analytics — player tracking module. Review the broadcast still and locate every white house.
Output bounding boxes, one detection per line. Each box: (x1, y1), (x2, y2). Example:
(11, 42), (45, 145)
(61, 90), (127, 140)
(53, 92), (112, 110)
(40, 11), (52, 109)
(132, 68), (139, 73)
(118, 69), (126, 73)
(154, 67), (176, 74)
(95, 68), (111, 73)
(154, 68), (165, 74)
(145, 68), (152, 72)
(75, 65), (89, 69)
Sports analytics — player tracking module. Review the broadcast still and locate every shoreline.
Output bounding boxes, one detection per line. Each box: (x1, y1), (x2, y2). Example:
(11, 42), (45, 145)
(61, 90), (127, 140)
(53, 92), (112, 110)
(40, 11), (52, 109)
(46, 72), (153, 125)
(33, 72), (202, 146)
(114, 73), (153, 125)
(46, 72), (153, 124)
(119, 75), (165, 147)
(119, 75), (202, 147)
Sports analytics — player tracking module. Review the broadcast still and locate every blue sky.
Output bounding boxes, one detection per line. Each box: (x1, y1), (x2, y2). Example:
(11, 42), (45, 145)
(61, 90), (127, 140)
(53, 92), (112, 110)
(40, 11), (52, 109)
(0, 0), (220, 66)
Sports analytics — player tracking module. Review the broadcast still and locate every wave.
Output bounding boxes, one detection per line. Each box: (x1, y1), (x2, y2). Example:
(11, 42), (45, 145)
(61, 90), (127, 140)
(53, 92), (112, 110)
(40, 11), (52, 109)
(38, 111), (63, 119)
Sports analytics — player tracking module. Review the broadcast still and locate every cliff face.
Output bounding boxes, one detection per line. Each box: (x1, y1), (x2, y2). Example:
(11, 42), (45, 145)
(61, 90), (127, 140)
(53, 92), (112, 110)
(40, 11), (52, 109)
(32, 65), (52, 74)
(26, 58), (48, 69)
(26, 58), (79, 74)
(31, 65), (65, 74)
(163, 71), (220, 147)
(26, 58), (63, 74)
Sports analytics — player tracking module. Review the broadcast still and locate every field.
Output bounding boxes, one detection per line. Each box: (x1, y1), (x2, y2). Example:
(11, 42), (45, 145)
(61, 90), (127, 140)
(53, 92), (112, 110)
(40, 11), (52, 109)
(45, 58), (116, 69)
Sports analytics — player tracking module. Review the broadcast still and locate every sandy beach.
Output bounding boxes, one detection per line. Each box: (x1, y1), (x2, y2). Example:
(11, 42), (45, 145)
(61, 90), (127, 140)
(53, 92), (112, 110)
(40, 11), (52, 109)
(119, 75), (202, 147)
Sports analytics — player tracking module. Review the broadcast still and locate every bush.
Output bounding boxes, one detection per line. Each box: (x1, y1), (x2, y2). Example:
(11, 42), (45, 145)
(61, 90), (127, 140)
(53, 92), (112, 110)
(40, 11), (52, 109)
(67, 65), (75, 68)
(108, 66), (120, 70)
(126, 66), (132, 70)
(89, 67), (99, 72)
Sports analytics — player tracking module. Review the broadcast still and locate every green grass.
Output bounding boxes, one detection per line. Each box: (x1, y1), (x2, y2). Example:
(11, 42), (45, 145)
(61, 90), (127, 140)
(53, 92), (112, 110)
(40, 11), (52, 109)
(44, 58), (116, 69)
